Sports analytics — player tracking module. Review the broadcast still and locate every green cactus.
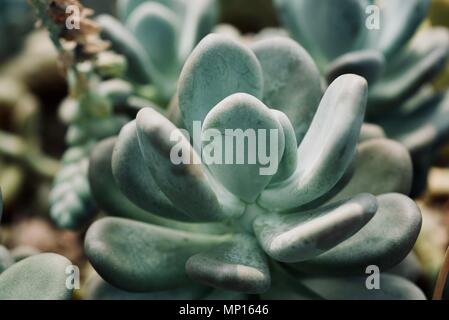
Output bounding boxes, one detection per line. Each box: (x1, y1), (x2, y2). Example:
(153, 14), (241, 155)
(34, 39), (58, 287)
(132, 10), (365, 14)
(85, 34), (425, 300)
(274, 0), (449, 195)
(96, 0), (219, 103)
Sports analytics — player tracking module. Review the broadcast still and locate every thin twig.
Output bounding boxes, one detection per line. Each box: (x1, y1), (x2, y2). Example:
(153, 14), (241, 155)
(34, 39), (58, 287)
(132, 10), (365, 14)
(433, 246), (449, 300)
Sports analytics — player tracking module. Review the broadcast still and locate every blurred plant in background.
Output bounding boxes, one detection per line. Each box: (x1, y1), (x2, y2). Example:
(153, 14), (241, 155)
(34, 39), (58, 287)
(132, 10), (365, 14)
(275, 0), (449, 196)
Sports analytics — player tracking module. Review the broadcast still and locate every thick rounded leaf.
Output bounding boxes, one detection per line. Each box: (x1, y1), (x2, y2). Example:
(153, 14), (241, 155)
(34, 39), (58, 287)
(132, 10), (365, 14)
(369, 28), (449, 113)
(259, 74), (367, 211)
(85, 217), (231, 292)
(269, 110), (298, 184)
(254, 194), (377, 263)
(179, 0), (218, 61)
(0, 253), (73, 300)
(111, 121), (189, 221)
(202, 93), (285, 203)
(96, 15), (151, 84)
(0, 246), (13, 273)
(380, 91), (449, 155)
(91, 137), (228, 234)
(178, 34), (263, 134)
(186, 234), (270, 294)
(366, 0), (430, 57)
(86, 273), (209, 300)
(359, 123), (386, 142)
(330, 139), (413, 202)
(251, 37), (322, 142)
(298, 274), (426, 300)
(326, 50), (385, 84)
(292, 193), (422, 275)
(274, 0), (368, 66)
(136, 108), (245, 221)
(126, 2), (179, 98)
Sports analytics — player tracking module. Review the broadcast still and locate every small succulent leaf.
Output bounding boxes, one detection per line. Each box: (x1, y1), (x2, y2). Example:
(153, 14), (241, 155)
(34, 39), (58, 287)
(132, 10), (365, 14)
(136, 108), (245, 221)
(269, 110), (298, 185)
(368, 28), (449, 113)
(0, 246), (14, 274)
(126, 2), (180, 99)
(359, 123), (386, 143)
(258, 74), (367, 211)
(179, 0), (218, 62)
(292, 193), (422, 275)
(86, 273), (210, 300)
(111, 121), (190, 221)
(96, 15), (152, 84)
(251, 37), (322, 142)
(274, 0), (368, 66)
(202, 93), (285, 203)
(329, 139), (413, 202)
(298, 274), (426, 300)
(0, 253), (73, 300)
(185, 234), (271, 294)
(379, 91), (449, 155)
(178, 34), (264, 134)
(365, 0), (430, 57)
(261, 263), (321, 300)
(326, 50), (385, 84)
(254, 194), (377, 263)
(202, 289), (249, 300)
(85, 217), (230, 292)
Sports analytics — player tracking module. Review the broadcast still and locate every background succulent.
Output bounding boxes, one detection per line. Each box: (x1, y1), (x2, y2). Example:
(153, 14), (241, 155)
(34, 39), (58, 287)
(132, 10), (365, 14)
(85, 34), (425, 299)
(96, 0), (219, 103)
(274, 0), (449, 195)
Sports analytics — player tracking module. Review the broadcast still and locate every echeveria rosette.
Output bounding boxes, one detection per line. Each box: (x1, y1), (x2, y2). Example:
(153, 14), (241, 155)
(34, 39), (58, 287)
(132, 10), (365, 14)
(85, 34), (424, 300)
(96, 0), (219, 102)
(275, 0), (449, 195)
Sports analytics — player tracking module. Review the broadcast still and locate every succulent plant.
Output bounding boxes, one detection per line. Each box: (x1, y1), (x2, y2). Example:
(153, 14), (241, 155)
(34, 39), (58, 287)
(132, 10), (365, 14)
(85, 34), (425, 299)
(96, 0), (219, 103)
(274, 0), (449, 195)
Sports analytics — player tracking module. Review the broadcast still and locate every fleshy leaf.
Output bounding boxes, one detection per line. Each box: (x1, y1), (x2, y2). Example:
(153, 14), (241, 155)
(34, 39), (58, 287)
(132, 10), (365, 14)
(96, 15), (151, 84)
(126, 2), (179, 98)
(329, 139), (413, 202)
(178, 34), (263, 134)
(326, 50), (385, 84)
(202, 93), (285, 203)
(366, 0), (430, 57)
(86, 273), (209, 300)
(136, 108), (245, 221)
(258, 74), (367, 211)
(274, 0), (368, 66)
(292, 193), (422, 275)
(111, 121), (189, 221)
(251, 37), (322, 142)
(0, 246), (14, 273)
(253, 194), (377, 263)
(85, 217), (231, 292)
(186, 234), (270, 294)
(298, 274), (426, 300)
(359, 123), (386, 142)
(0, 253), (73, 300)
(368, 28), (449, 114)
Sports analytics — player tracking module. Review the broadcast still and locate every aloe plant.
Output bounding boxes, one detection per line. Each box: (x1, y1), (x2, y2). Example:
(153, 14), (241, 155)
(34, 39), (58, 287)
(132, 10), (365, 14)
(85, 34), (425, 300)
(274, 0), (449, 195)
(96, 0), (219, 103)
